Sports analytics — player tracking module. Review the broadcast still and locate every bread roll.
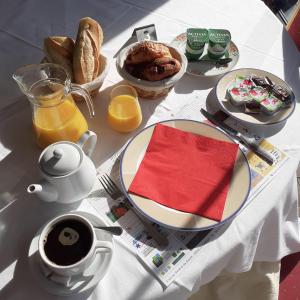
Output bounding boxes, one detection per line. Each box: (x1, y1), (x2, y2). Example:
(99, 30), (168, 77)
(44, 36), (75, 80)
(125, 41), (172, 65)
(73, 17), (103, 84)
(142, 57), (181, 81)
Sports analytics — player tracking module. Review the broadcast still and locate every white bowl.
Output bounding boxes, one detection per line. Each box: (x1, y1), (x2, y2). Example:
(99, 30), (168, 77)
(116, 41), (187, 99)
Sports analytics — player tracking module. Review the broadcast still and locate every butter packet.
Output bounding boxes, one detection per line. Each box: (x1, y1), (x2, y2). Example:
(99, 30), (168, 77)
(185, 28), (208, 61)
(260, 96), (283, 115)
(207, 29), (231, 59)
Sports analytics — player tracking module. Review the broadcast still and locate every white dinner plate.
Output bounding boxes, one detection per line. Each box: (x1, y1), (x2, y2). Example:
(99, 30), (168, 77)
(170, 32), (239, 77)
(216, 68), (296, 125)
(120, 120), (251, 231)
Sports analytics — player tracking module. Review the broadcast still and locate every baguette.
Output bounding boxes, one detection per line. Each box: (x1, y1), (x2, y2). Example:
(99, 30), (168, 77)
(43, 36), (75, 80)
(73, 17), (103, 84)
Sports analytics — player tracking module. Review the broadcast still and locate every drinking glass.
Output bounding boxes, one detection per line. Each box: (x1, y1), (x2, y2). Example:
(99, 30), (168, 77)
(107, 85), (142, 133)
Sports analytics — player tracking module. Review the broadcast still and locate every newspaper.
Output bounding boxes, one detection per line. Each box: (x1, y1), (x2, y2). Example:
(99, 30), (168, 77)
(87, 114), (289, 287)
(222, 116), (289, 205)
(88, 153), (218, 287)
(173, 101), (290, 204)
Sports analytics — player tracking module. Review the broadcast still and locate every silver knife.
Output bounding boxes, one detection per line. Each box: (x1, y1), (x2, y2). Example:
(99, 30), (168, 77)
(197, 57), (232, 66)
(200, 109), (274, 165)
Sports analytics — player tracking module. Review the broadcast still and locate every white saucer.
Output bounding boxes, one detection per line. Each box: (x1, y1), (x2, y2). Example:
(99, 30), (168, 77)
(28, 211), (114, 296)
(170, 32), (239, 77)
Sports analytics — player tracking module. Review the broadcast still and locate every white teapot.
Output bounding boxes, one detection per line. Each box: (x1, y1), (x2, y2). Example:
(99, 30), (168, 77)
(28, 132), (97, 204)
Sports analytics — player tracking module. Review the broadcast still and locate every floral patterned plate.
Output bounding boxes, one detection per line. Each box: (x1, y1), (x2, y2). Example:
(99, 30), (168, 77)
(170, 33), (239, 77)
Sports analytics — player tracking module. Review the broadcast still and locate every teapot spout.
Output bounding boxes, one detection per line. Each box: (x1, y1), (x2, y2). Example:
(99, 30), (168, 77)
(27, 181), (58, 202)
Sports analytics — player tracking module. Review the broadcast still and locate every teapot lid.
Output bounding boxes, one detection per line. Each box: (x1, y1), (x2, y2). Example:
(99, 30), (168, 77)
(40, 142), (82, 176)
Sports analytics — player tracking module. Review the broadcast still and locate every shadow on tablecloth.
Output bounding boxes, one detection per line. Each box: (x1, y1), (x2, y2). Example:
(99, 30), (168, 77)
(282, 29), (300, 102)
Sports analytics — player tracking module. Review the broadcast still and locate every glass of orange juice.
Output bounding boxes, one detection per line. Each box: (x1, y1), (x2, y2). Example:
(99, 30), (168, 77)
(107, 85), (142, 133)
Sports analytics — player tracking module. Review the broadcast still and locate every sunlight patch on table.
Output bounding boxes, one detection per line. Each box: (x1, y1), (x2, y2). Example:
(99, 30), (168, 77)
(0, 143), (11, 161)
(0, 192), (17, 212)
(0, 260), (17, 290)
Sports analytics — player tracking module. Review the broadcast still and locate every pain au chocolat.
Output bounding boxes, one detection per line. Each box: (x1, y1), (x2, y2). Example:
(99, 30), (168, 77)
(142, 57), (181, 81)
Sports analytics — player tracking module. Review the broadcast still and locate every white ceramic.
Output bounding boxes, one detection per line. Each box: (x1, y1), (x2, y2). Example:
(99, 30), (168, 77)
(120, 120), (251, 231)
(27, 130), (97, 203)
(170, 32), (239, 77)
(28, 211), (114, 296)
(215, 68), (296, 125)
(116, 40), (188, 93)
(38, 213), (112, 278)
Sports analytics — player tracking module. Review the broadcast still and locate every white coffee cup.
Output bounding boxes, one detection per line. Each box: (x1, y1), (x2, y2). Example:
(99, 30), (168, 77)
(38, 213), (113, 277)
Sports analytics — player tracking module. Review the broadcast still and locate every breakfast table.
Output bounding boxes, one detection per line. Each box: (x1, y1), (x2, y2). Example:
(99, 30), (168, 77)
(0, 0), (300, 299)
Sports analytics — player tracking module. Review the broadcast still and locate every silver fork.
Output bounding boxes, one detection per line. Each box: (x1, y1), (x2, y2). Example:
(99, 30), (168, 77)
(99, 173), (169, 247)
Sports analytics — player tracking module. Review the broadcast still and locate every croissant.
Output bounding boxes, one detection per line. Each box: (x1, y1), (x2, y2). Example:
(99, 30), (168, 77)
(125, 41), (172, 65)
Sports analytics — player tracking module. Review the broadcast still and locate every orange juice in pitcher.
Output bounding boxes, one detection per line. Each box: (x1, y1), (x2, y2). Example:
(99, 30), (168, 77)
(32, 87), (88, 148)
(13, 63), (95, 148)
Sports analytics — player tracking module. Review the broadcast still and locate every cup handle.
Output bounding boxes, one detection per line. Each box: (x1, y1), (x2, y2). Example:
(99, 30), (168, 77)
(94, 240), (113, 255)
(77, 130), (97, 158)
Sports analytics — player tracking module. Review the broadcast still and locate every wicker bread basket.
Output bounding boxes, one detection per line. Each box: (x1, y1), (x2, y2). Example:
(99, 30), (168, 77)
(79, 53), (110, 97)
(42, 54), (109, 99)
(116, 41), (187, 99)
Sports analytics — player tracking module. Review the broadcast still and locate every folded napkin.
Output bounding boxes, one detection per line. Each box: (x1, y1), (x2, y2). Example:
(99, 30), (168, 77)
(128, 123), (239, 221)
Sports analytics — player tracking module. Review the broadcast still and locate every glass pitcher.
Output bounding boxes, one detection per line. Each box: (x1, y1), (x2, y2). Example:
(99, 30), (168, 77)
(13, 63), (95, 149)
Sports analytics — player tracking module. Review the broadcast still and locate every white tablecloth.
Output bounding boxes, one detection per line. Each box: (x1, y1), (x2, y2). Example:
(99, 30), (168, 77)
(0, 1), (300, 299)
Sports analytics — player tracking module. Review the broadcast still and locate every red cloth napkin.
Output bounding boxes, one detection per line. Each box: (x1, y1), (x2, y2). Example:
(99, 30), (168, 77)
(128, 123), (239, 221)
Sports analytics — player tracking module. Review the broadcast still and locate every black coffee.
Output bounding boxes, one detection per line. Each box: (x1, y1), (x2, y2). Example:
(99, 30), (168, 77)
(44, 219), (92, 266)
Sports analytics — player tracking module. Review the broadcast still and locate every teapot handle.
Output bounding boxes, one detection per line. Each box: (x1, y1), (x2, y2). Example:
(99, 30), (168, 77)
(77, 130), (97, 158)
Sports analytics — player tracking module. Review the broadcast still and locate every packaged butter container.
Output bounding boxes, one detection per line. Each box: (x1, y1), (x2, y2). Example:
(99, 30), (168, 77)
(235, 75), (254, 90)
(207, 29), (231, 59)
(260, 96), (283, 115)
(185, 28), (208, 61)
(227, 87), (252, 106)
(249, 87), (269, 102)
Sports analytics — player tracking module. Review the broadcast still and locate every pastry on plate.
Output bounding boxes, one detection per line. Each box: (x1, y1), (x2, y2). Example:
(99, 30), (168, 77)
(142, 57), (181, 81)
(125, 41), (172, 65)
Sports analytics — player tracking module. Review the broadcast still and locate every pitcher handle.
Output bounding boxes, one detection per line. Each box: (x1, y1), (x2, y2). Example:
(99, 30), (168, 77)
(70, 83), (95, 118)
(77, 130), (97, 158)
